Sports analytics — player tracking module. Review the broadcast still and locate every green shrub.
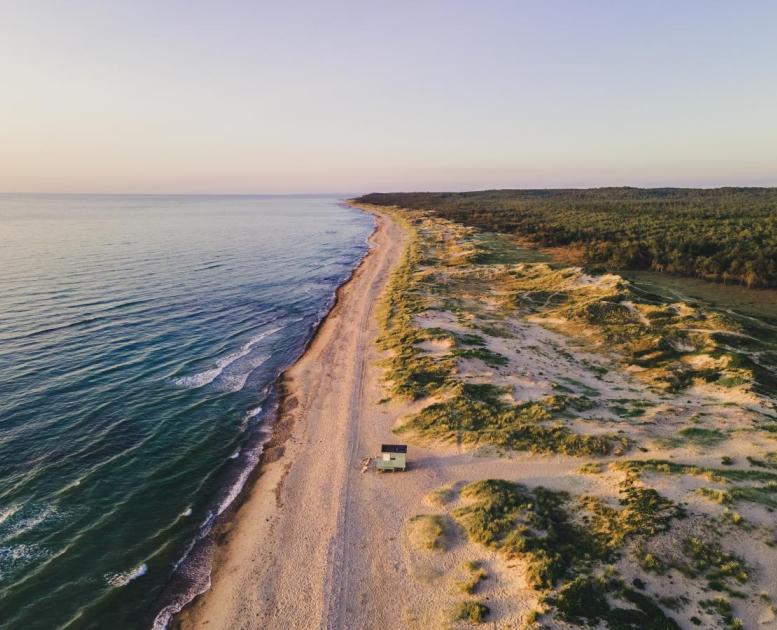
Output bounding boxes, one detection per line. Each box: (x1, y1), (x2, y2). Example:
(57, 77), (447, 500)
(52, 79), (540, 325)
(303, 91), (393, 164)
(456, 561), (487, 594)
(553, 576), (610, 624)
(681, 537), (749, 585)
(454, 600), (489, 624)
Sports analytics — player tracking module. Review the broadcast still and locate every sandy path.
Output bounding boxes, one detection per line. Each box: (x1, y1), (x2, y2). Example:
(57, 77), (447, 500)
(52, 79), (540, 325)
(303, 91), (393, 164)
(175, 210), (408, 629)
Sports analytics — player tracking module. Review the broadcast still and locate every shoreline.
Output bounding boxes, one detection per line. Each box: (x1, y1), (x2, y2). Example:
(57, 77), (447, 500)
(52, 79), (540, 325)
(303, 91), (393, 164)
(171, 204), (405, 628)
(155, 205), (377, 629)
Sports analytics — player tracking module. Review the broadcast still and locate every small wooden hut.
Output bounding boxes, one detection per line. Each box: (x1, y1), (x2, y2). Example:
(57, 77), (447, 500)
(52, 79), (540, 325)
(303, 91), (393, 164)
(376, 444), (407, 472)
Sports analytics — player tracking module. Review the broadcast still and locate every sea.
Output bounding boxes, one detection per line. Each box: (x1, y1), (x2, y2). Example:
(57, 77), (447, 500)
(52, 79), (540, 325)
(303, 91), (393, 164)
(0, 194), (374, 629)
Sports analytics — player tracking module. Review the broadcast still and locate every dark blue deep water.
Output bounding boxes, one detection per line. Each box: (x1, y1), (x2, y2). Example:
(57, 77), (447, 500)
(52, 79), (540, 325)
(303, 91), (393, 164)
(0, 194), (373, 629)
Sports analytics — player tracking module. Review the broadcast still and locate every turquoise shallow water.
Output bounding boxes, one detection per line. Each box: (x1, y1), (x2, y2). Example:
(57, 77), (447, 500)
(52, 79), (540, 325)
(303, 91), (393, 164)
(0, 194), (373, 629)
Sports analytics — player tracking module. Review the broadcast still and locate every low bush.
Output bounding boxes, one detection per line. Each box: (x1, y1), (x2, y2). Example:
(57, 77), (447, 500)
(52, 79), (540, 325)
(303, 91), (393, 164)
(456, 561), (487, 594)
(453, 600), (489, 624)
(406, 514), (448, 551)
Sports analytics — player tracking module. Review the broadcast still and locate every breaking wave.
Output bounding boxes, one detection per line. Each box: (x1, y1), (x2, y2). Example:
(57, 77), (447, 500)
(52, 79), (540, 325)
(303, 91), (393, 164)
(172, 326), (282, 390)
(105, 563), (148, 588)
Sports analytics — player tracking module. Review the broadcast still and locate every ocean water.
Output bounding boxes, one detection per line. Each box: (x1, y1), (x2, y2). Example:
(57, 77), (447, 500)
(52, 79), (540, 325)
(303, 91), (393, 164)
(0, 194), (373, 629)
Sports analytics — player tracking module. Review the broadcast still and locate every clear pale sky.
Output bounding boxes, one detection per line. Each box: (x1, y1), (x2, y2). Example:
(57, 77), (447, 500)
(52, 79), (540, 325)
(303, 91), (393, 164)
(1, 1), (776, 194)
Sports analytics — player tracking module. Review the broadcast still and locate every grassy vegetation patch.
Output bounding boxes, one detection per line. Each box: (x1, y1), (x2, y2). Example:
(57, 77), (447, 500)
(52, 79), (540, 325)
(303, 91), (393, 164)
(473, 322), (515, 338)
(578, 462), (604, 474)
(615, 459), (777, 483)
(452, 479), (682, 595)
(747, 453), (777, 470)
(679, 537), (749, 589)
(616, 458), (777, 512)
(453, 600), (489, 624)
(551, 576), (681, 629)
(699, 597), (743, 629)
(377, 229), (456, 400)
(406, 514), (449, 551)
(444, 478), (694, 626)
(729, 484), (777, 509)
(456, 560), (487, 594)
(677, 427), (728, 446)
(452, 346), (509, 368)
(579, 479), (686, 549)
(426, 483), (458, 508)
(559, 377), (600, 397)
(453, 480), (597, 589)
(659, 427), (729, 449)
(396, 389), (627, 456)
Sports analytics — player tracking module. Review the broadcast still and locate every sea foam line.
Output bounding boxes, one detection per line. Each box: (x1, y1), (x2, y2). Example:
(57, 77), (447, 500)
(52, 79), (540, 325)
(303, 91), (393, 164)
(105, 563), (148, 588)
(171, 326), (282, 389)
(150, 404), (275, 630)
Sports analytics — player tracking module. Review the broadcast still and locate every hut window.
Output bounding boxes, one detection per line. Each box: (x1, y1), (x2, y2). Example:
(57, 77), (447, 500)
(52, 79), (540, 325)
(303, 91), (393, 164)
(382, 452), (391, 461)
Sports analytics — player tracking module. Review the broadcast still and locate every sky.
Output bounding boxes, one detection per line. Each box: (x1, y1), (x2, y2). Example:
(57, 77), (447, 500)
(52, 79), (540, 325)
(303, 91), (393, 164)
(1, 0), (776, 194)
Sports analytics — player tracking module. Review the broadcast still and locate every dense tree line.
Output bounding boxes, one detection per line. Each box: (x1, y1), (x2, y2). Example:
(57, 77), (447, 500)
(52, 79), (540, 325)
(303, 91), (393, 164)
(357, 188), (777, 288)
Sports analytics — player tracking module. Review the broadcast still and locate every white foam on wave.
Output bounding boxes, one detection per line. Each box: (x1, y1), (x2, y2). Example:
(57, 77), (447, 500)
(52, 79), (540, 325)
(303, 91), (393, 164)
(57, 477), (83, 495)
(239, 405), (263, 431)
(105, 562), (148, 588)
(0, 504), (59, 543)
(0, 543), (51, 582)
(151, 575), (211, 630)
(172, 367), (222, 389)
(172, 326), (282, 390)
(213, 352), (271, 393)
(150, 394), (277, 628)
(0, 505), (21, 528)
(215, 441), (265, 517)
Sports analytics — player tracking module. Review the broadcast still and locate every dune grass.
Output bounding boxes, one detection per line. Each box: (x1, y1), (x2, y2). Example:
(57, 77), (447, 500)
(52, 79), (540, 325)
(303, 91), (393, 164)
(453, 600), (489, 624)
(397, 388), (628, 456)
(551, 576), (681, 629)
(406, 514), (449, 551)
(450, 479), (684, 627)
(614, 459), (777, 483)
(657, 426), (728, 450)
(371, 209), (771, 627)
(456, 560), (487, 594)
(453, 480), (594, 589)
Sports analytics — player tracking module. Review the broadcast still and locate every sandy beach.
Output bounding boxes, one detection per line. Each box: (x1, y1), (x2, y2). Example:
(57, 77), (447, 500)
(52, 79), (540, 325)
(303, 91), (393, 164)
(175, 208), (410, 628)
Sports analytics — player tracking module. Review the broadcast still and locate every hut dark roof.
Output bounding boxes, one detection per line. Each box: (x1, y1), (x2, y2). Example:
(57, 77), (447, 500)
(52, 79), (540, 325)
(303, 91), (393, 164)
(381, 444), (407, 453)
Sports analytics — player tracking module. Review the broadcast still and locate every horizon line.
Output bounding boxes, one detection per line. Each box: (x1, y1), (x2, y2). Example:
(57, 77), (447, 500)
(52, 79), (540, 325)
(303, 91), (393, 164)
(3, 183), (777, 197)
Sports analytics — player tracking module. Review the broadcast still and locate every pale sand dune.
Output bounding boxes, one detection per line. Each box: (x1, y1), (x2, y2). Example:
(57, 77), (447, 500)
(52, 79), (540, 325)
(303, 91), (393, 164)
(177, 208), (777, 629)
